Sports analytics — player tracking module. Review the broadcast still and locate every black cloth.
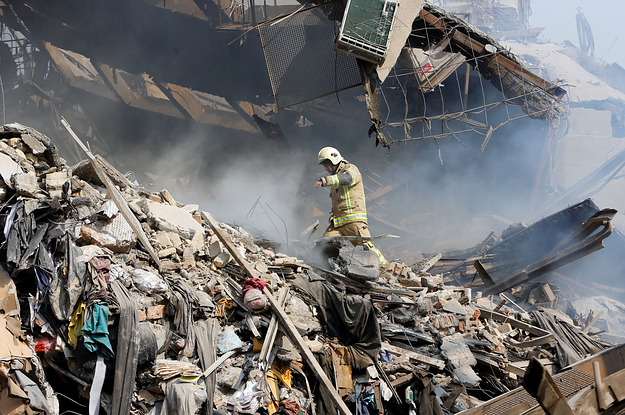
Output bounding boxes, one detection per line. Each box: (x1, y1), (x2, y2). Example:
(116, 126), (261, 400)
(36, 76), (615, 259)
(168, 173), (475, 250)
(292, 271), (381, 370)
(531, 309), (609, 368)
(412, 369), (444, 415)
(313, 347), (337, 415)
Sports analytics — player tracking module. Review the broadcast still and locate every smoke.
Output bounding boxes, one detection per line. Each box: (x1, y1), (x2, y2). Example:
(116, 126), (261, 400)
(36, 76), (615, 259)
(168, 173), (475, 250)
(530, 0), (625, 68)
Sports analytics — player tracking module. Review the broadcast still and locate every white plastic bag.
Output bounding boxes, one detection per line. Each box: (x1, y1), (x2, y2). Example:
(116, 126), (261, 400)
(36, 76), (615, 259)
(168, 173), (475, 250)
(131, 269), (168, 293)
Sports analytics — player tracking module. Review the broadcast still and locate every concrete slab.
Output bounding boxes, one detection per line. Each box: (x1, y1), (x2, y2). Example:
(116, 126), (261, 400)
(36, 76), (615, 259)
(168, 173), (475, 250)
(140, 199), (204, 250)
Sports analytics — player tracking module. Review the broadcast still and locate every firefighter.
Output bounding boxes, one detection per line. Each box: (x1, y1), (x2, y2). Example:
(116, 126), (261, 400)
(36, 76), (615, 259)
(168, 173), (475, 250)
(314, 146), (387, 269)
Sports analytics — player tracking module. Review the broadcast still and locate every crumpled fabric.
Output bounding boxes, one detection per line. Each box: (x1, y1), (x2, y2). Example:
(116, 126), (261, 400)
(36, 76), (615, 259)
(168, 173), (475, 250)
(81, 302), (115, 359)
(292, 271), (381, 370)
(50, 233), (87, 321)
(68, 300), (86, 348)
(162, 378), (208, 415)
(85, 256), (118, 308)
(242, 278), (266, 295)
(412, 369), (444, 415)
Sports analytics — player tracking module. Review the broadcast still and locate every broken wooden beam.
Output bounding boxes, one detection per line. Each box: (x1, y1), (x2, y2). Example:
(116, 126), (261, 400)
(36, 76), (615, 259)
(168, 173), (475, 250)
(473, 259), (494, 286)
(60, 117), (162, 269)
(522, 357), (574, 415)
(259, 287), (289, 366)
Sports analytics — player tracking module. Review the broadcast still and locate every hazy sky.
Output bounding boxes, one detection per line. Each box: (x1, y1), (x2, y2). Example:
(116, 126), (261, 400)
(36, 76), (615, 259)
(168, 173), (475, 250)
(530, 0), (625, 68)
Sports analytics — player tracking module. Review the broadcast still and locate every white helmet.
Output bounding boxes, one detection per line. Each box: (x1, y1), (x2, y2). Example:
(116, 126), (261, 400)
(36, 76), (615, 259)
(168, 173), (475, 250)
(316, 147), (344, 165)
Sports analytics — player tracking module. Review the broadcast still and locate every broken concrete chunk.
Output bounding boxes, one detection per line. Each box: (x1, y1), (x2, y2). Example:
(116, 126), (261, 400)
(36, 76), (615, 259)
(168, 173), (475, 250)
(182, 247), (196, 269)
(160, 189), (176, 206)
(158, 247), (177, 258)
(219, 366), (243, 389)
(12, 172), (39, 197)
(338, 245), (380, 282)
(441, 334), (477, 368)
(79, 214), (136, 253)
(20, 133), (46, 155)
(285, 296), (322, 333)
(128, 199), (148, 220)
(182, 204), (199, 213)
(452, 366), (481, 387)
(0, 153), (20, 187)
(208, 240), (223, 259)
(168, 232), (182, 248)
(214, 252), (232, 268)
(46, 170), (70, 198)
(154, 231), (173, 249)
(422, 274), (444, 288)
(140, 199), (204, 250)
(443, 298), (469, 316)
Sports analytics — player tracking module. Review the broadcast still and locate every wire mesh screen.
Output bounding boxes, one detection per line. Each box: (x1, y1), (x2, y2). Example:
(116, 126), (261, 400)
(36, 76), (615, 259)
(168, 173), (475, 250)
(258, 1), (362, 109)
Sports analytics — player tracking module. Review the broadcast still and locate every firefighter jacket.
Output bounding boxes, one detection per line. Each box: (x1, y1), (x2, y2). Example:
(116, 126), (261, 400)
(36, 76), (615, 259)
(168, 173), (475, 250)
(320, 161), (368, 227)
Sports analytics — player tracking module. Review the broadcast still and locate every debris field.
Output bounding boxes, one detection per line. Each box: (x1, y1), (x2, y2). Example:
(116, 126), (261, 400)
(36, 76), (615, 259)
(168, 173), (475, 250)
(0, 122), (624, 415)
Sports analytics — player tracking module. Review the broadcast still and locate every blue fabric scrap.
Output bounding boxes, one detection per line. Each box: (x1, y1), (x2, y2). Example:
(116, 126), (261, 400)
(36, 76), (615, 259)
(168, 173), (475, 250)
(81, 302), (115, 360)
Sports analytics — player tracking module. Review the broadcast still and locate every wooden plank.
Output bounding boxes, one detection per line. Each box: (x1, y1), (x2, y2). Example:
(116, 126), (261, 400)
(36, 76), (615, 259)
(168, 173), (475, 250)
(259, 287), (288, 365)
(245, 314), (261, 338)
(583, 311), (604, 334)
(381, 342), (446, 370)
(202, 350), (236, 378)
(390, 372), (415, 388)
(473, 259), (495, 286)
(201, 210), (352, 415)
(201, 211), (261, 279)
(60, 117), (162, 269)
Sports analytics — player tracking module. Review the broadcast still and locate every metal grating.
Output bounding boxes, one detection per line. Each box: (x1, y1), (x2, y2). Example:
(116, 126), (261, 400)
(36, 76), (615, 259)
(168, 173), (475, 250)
(258, 1), (362, 109)
(480, 369), (595, 415)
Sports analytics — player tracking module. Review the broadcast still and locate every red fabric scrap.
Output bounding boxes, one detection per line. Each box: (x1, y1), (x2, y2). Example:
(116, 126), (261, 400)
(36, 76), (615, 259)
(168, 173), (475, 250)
(242, 278), (267, 295)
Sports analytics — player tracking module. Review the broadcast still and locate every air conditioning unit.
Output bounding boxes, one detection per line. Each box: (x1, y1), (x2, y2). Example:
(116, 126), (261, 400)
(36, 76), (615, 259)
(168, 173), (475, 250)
(335, 0), (398, 64)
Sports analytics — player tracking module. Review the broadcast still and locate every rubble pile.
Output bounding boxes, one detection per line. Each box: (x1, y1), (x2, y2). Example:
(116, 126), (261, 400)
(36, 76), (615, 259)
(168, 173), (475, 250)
(0, 122), (621, 415)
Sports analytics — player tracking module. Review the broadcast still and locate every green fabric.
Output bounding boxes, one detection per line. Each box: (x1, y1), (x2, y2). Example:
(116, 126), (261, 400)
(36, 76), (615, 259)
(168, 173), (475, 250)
(82, 302), (115, 360)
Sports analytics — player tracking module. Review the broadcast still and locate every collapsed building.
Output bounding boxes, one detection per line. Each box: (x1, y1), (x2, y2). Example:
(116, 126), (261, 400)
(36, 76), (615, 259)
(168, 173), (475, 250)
(0, 122), (623, 415)
(0, 0), (624, 414)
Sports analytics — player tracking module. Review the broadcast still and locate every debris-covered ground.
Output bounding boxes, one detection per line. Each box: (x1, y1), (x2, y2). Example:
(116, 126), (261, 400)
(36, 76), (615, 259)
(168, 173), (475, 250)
(1, 122), (625, 415)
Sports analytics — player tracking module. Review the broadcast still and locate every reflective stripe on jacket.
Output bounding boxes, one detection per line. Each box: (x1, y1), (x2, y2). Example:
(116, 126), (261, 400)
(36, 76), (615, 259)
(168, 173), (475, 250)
(321, 161), (367, 227)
